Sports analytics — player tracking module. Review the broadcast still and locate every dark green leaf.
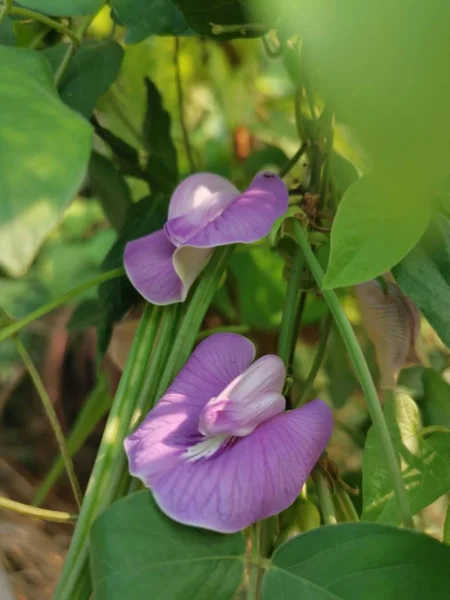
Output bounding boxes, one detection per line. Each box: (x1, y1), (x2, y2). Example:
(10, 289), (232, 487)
(17, 0), (104, 16)
(0, 47), (92, 277)
(92, 117), (145, 180)
(444, 505), (450, 545)
(240, 146), (289, 178)
(97, 194), (168, 356)
(325, 326), (357, 408)
(362, 393), (450, 524)
(143, 78), (178, 193)
(67, 298), (102, 332)
(174, 0), (268, 38)
(0, 16), (15, 46)
(421, 368), (450, 429)
(112, 0), (193, 44)
(230, 243), (286, 329)
(263, 522), (450, 599)
(43, 41), (124, 119)
(89, 152), (132, 231)
(91, 491), (245, 600)
(393, 214), (450, 347)
(324, 173), (431, 289)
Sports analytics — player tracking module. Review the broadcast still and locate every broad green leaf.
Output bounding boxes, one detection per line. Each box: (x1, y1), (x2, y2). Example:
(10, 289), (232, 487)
(18, 0), (104, 16)
(43, 41), (124, 119)
(89, 152), (132, 231)
(143, 78), (178, 193)
(263, 522), (450, 599)
(67, 298), (102, 332)
(92, 117), (144, 180)
(112, 0), (193, 44)
(97, 194), (168, 356)
(91, 491), (245, 600)
(230, 242), (286, 329)
(422, 368), (450, 429)
(323, 173), (431, 288)
(0, 16), (15, 46)
(174, 0), (268, 38)
(362, 393), (450, 524)
(0, 47), (92, 277)
(392, 214), (450, 347)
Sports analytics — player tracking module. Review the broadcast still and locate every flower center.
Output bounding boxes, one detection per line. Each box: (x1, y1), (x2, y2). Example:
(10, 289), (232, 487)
(183, 434), (229, 463)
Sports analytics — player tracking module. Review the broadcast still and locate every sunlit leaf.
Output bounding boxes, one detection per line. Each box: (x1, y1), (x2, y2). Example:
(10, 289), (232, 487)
(263, 522), (450, 599)
(323, 173), (431, 288)
(0, 47), (92, 276)
(91, 491), (245, 600)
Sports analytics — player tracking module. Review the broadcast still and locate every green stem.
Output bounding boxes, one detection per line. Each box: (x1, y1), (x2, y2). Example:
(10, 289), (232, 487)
(0, 497), (77, 523)
(196, 324), (250, 341)
(277, 247), (305, 368)
(315, 471), (337, 525)
(247, 524), (260, 600)
(279, 142), (308, 178)
(293, 220), (413, 527)
(9, 7), (80, 45)
(334, 487), (359, 522)
(295, 311), (332, 406)
(33, 377), (111, 507)
(54, 305), (161, 600)
(54, 13), (98, 85)
(0, 268), (124, 343)
(174, 37), (196, 173)
(15, 337), (82, 508)
(155, 247), (233, 397)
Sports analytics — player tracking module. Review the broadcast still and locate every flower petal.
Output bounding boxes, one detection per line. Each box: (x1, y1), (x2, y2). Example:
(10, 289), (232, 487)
(172, 245), (214, 301)
(128, 399), (333, 533)
(166, 173), (240, 246)
(198, 355), (286, 437)
(125, 333), (256, 477)
(165, 172), (289, 248)
(124, 230), (182, 305)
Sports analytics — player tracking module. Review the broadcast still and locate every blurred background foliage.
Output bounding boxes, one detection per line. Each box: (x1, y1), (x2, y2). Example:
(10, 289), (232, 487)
(1, 2), (450, 597)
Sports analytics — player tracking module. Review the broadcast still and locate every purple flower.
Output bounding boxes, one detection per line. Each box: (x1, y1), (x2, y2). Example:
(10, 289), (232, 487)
(124, 172), (288, 305)
(124, 333), (333, 533)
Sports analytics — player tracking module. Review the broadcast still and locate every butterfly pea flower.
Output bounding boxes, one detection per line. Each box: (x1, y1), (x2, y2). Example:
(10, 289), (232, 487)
(124, 333), (333, 533)
(355, 275), (422, 390)
(124, 172), (288, 305)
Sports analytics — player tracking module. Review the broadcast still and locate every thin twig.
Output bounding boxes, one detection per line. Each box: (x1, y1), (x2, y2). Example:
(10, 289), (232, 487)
(10, 7), (80, 46)
(15, 337), (82, 508)
(174, 37), (196, 173)
(315, 471), (337, 525)
(0, 497), (77, 524)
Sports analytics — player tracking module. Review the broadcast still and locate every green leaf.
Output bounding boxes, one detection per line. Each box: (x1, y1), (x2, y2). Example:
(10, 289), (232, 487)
(0, 47), (92, 277)
(92, 117), (144, 180)
(97, 194), (168, 356)
(263, 522), (450, 599)
(422, 368), (450, 429)
(17, 0), (104, 16)
(325, 326), (357, 408)
(89, 152), (132, 231)
(362, 393), (450, 524)
(444, 505), (450, 545)
(43, 41), (124, 119)
(67, 298), (102, 332)
(323, 173), (431, 289)
(91, 491), (245, 600)
(230, 242), (286, 329)
(392, 214), (450, 347)
(143, 78), (178, 193)
(0, 16), (15, 46)
(112, 0), (193, 44)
